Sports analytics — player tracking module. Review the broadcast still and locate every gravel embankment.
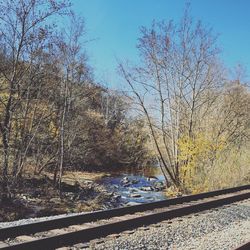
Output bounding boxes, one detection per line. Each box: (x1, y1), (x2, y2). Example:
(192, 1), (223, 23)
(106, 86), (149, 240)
(0, 212), (87, 229)
(87, 199), (250, 250)
(0, 199), (249, 249)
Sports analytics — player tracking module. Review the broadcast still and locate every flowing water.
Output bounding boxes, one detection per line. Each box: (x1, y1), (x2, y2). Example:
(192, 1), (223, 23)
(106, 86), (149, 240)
(97, 166), (168, 205)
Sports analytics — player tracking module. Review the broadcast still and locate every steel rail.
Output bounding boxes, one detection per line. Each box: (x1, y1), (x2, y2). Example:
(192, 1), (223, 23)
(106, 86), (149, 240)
(1, 190), (249, 250)
(235, 241), (250, 250)
(0, 184), (249, 241)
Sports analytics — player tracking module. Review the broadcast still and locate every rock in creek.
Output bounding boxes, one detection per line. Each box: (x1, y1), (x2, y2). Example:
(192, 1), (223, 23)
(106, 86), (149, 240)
(130, 193), (142, 198)
(146, 176), (159, 182)
(121, 177), (130, 184)
(153, 181), (166, 191)
(113, 194), (121, 200)
(125, 201), (141, 206)
(131, 179), (139, 184)
(129, 188), (140, 193)
(140, 186), (154, 192)
(120, 177), (139, 187)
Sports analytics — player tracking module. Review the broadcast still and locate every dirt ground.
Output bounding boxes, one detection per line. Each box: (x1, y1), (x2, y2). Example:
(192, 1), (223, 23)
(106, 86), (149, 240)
(0, 171), (117, 222)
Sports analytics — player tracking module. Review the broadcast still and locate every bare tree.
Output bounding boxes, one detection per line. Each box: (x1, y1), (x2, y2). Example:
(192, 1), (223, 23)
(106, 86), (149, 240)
(0, 0), (70, 200)
(119, 8), (224, 190)
(52, 14), (92, 190)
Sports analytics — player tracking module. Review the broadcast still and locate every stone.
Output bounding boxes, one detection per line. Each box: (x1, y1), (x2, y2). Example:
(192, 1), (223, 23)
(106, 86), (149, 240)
(50, 198), (61, 204)
(107, 233), (120, 238)
(129, 188), (139, 193)
(123, 230), (135, 235)
(146, 176), (159, 181)
(73, 243), (89, 249)
(140, 186), (154, 191)
(125, 201), (140, 206)
(131, 179), (139, 184)
(84, 180), (93, 184)
(113, 194), (121, 200)
(121, 177), (130, 184)
(153, 182), (165, 191)
(130, 193), (142, 198)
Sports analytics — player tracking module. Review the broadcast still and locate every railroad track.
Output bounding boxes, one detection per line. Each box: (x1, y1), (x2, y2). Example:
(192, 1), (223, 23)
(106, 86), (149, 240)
(0, 185), (249, 250)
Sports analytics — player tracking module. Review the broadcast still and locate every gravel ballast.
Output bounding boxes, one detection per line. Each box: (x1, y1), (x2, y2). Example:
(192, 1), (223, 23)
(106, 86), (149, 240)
(87, 199), (250, 250)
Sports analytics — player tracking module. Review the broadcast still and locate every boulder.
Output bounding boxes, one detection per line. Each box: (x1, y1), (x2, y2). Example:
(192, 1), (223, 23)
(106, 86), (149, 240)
(123, 183), (130, 187)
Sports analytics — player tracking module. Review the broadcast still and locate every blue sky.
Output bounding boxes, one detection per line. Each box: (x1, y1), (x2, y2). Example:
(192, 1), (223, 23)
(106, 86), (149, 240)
(71, 0), (250, 88)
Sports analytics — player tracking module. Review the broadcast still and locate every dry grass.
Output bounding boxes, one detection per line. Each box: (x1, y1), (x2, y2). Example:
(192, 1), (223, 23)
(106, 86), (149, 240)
(62, 171), (109, 182)
(204, 145), (250, 191)
(42, 170), (110, 187)
(20, 163), (110, 186)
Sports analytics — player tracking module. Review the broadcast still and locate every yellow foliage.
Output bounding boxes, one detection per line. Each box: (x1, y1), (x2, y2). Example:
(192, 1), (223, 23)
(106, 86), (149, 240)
(178, 132), (227, 193)
(165, 186), (182, 197)
(0, 92), (18, 113)
(49, 121), (59, 137)
(86, 110), (103, 121)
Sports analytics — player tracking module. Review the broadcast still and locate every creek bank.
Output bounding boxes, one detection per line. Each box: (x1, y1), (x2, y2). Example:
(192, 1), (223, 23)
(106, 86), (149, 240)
(0, 168), (168, 222)
(0, 175), (120, 222)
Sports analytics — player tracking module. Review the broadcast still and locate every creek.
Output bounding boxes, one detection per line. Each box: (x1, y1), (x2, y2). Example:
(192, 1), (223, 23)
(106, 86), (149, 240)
(97, 166), (167, 205)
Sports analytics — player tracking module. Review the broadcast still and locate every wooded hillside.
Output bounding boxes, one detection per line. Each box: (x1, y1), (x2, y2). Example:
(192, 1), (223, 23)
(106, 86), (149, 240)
(0, 1), (249, 201)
